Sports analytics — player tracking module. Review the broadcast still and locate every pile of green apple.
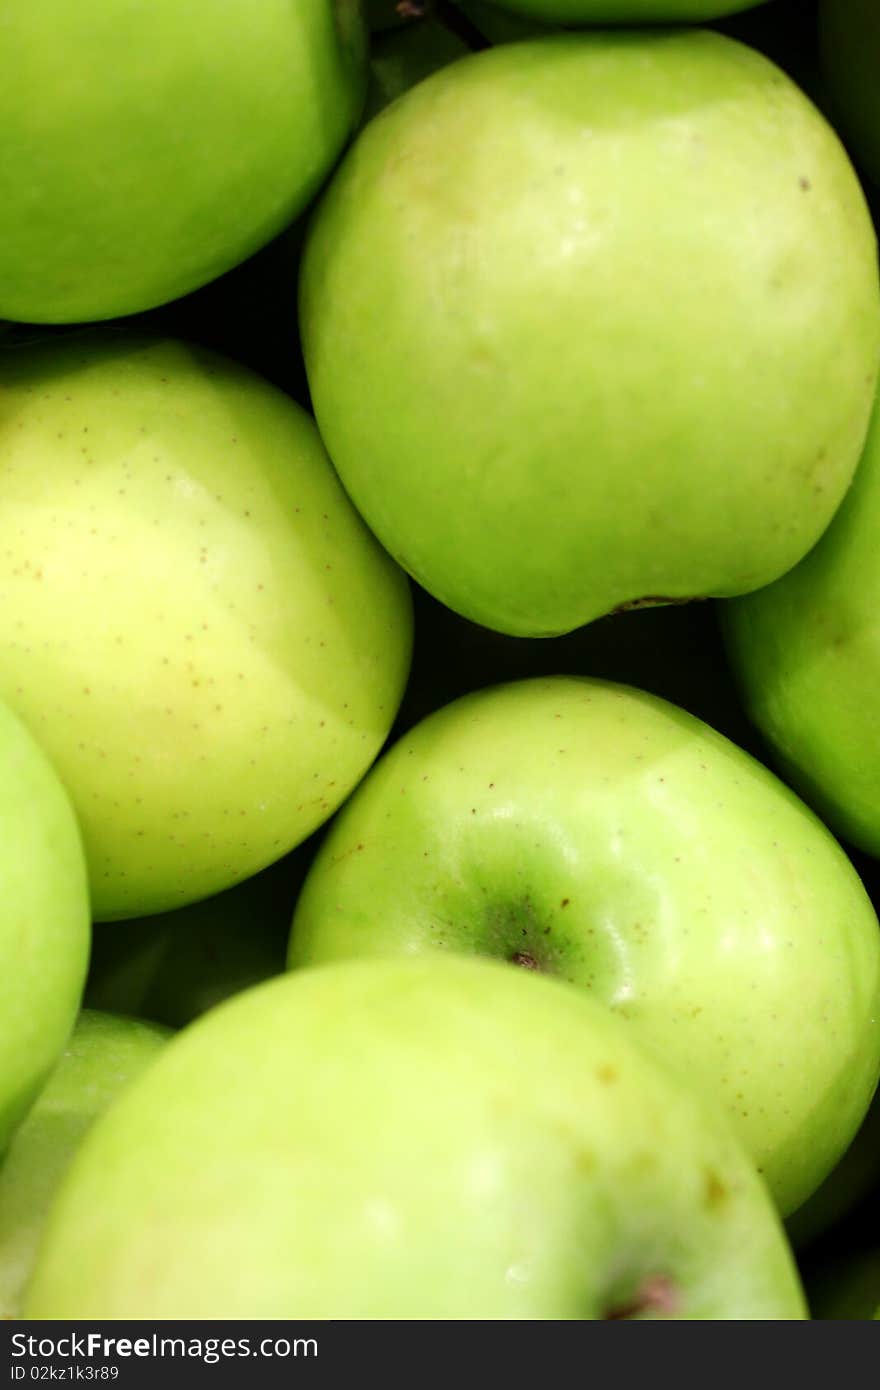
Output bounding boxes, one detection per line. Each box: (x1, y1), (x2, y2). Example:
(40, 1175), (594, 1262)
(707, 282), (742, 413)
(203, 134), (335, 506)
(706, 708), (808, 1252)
(1, 0), (879, 1321)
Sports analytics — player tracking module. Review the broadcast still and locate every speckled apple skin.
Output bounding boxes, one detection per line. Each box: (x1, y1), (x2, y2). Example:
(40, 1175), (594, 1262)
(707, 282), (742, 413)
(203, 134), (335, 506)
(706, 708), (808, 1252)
(289, 677), (880, 1217)
(0, 1010), (169, 1319)
(24, 959), (806, 1319)
(0, 699), (90, 1149)
(0, 335), (413, 920)
(301, 30), (880, 636)
(0, 0), (366, 323)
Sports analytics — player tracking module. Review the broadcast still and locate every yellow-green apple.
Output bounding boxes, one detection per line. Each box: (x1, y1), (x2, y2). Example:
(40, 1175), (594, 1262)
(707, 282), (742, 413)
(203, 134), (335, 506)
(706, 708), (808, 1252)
(0, 334), (412, 920)
(85, 850), (310, 1028)
(0, 1010), (169, 1319)
(723, 394), (880, 856)
(289, 677), (880, 1216)
(0, 698), (89, 1151)
(819, 0), (880, 187)
(24, 958), (807, 1318)
(300, 31), (879, 637)
(0, 0), (366, 324)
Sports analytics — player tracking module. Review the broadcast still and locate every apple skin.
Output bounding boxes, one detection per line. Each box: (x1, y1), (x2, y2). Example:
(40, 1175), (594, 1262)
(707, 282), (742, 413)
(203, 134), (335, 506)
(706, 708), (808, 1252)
(0, 335), (413, 921)
(24, 958), (807, 1319)
(723, 395), (880, 857)
(0, 1), (366, 324)
(819, 0), (880, 188)
(0, 1010), (169, 1319)
(85, 849), (310, 1028)
(300, 32), (880, 638)
(0, 699), (90, 1151)
(289, 677), (880, 1217)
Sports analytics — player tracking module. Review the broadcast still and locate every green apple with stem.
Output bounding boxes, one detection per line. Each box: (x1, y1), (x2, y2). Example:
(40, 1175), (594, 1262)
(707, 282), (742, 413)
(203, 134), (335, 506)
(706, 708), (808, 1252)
(0, 699), (90, 1150)
(0, 0), (366, 324)
(85, 848), (311, 1028)
(0, 1010), (169, 1319)
(24, 958), (807, 1318)
(819, 0), (880, 187)
(723, 394), (880, 857)
(289, 677), (880, 1217)
(300, 31), (879, 637)
(0, 334), (412, 921)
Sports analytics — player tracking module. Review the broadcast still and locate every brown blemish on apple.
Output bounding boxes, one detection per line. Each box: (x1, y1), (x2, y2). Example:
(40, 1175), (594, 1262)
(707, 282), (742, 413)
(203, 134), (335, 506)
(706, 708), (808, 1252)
(596, 1063), (617, 1084)
(605, 1274), (679, 1320)
(510, 950), (540, 970)
(703, 1168), (728, 1210)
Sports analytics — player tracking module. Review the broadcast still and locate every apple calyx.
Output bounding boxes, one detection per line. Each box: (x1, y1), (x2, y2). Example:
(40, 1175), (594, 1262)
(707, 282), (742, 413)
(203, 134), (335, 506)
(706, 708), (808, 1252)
(605, 1274), (679, 1321)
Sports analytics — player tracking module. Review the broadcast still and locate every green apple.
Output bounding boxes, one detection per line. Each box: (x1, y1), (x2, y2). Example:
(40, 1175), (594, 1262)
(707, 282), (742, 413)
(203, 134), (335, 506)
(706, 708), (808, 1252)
(85, 849), (309, 1028)
(723, 395), (880, 857)
(364, 19), (470, 122)
(805, 1250), (880, 1321)
(0, 334), (412, 921)
(0, 1), (366, 324)
(0, 1010), (169, 1319)
(819, 0), (880, 187)
(0, 699), (89, 1150)
(24, 958), (806, 1318)
(300, 30), (879, 637)
(289, 677), (880, 1217)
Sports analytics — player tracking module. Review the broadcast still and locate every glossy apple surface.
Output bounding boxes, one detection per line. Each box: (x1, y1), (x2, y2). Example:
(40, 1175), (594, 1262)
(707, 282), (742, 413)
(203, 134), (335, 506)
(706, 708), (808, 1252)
(289, 678), (880, 1216)
(0, 335), (412, 920)
(24, 958), (806, 1318)
(300, 30), (879, 636)
(0, 1), (365, 323)
(0, 1010), (169, 1319)
(0, 700), (90, 1151)
(819, 0), (880, 187)
(723, 396), (880, 856)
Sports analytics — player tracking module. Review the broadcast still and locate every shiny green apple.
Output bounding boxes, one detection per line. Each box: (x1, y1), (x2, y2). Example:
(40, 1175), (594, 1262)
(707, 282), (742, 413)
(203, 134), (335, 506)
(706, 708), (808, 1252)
(0, 335), (412, 920)
(24, 958), (806, 1318)
(289, 678), (880, 1216)
(0, 1010), (169, 1319)
(0, 0), (366, 323)
(723, 395), (880, 856)
(819, 0), (880, 187)
(0, 699), (89, 1150)
(300, 29), (879, 636)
